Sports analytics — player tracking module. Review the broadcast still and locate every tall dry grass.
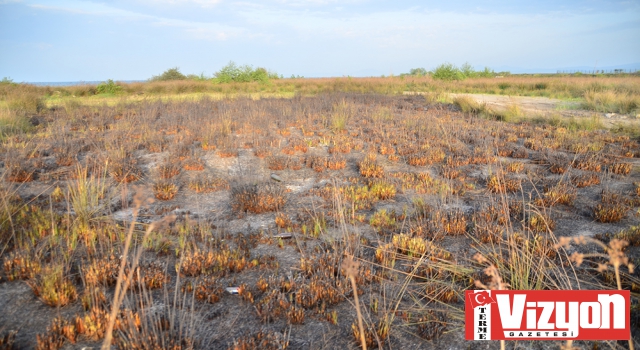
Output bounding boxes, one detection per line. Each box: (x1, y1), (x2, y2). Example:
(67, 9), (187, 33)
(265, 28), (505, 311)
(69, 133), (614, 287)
(0, 83), (44, 138)
(3, 75), (638, 100)
(3, 75), (634, 116)
(583, 90), (640, 114)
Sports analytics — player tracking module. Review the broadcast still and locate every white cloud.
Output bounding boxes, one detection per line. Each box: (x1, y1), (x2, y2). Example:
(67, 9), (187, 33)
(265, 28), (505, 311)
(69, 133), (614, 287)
(271, 0), (362, 6)
(152, 17), (248, 41)
(28, 1), (151, 18)
(136, 0), (222, 8)
(27, 0), (244, 40)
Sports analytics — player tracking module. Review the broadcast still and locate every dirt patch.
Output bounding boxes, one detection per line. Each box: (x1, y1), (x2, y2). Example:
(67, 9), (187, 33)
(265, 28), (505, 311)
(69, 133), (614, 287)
(449, 93), (639, 128)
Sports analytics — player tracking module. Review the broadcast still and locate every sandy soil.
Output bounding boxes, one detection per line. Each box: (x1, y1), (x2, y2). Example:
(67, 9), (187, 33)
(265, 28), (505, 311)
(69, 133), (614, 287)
(449, 93), (638, 128)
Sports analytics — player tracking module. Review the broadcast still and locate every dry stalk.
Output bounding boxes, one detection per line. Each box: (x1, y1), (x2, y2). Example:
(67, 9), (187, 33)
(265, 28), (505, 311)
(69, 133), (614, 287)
(474, 253), (508, 350)
(342, 255), (366, 350)
(556, 236), (636, 350)
(101, 189), (175, 349)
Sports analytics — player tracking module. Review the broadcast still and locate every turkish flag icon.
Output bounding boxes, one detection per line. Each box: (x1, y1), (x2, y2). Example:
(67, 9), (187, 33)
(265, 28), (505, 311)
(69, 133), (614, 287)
(468, 291), (496, 308)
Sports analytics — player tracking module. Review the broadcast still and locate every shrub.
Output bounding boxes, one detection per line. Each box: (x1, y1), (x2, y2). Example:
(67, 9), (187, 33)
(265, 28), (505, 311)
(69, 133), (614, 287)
(528, 212), (555, 233)
(460, 62), (476, 78)
(231, 182), (286, 214)
(369, 180), (396, 200)
(486, 174), (520, 193)
(593, 203), (626, 223)
(476, 66), (497, 78)
(6, 162), (35, 182)
(182, 157), (205, 171)
(358, 154), (384, 178)
(109, 161), (141, 183)
(215, 61), (279, 83)
(267, 156), (288, 170)
(153, 180), (179, 200)
(408, 68), (427, 76)
(158, 162), (181, 179)
(327, 155), (346, 170)
(432, 62), (497, 81)
(432, 63), (465, 81)
(610, 162), (632, 175)
(188, 175), (228, 193)
(149, 67), (187, 82)
(95, 79), (122, 94)
(28, 265), (78, 307)
(417, 310), (448, 340)
(1, 77), (15, 85)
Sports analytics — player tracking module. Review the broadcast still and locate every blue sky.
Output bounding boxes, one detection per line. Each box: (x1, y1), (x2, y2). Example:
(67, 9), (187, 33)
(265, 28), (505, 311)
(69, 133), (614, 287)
(1, 0), (639, 82)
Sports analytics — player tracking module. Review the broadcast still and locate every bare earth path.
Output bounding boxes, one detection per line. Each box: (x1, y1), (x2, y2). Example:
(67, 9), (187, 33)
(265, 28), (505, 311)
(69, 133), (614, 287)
(448, 93), (638, 128)
(449, 93), (571, 115)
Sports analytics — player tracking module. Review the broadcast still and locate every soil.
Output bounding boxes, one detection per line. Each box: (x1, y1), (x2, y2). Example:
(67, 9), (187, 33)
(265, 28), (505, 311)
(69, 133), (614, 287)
(448, 93), (639, 128)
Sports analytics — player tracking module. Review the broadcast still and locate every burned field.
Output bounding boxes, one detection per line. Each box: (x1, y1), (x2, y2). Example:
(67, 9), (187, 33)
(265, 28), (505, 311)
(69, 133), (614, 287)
(0, 93), (639, 349)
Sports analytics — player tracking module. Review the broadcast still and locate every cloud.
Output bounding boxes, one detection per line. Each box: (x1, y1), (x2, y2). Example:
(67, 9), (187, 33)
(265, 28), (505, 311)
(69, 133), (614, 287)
(152, 17), (248, 41)
(271, 0), (362, 6)
(137, 0), (222, 8)
(28, 1), (151, 18)
(26, 0), (244, 40)
(234, 7), (543, 44)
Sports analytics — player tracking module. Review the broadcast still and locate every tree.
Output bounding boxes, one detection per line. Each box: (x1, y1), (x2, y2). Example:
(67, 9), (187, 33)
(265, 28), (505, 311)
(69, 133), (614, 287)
(149, 67), (187, 81)
(432, 63), (465, 81)
(214, 61), (279, 83)
(408, 68), (428, 76)
(460, 62), (475, 78)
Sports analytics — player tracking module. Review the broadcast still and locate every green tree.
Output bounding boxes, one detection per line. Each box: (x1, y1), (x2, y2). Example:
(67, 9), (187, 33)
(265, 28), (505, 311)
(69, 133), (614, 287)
(432, 63), (465, 81)
(477, 67), (496, 78)
(1, 77), (15, 85)
(214, 61), (279, 83)
(460, 62), (475, 78)
(150, 67), (187, 81)
(408, 68), (428, 76)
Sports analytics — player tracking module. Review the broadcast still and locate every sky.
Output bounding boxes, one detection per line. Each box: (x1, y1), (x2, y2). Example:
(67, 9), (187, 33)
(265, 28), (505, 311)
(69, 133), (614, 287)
(1, 0), (639, 82)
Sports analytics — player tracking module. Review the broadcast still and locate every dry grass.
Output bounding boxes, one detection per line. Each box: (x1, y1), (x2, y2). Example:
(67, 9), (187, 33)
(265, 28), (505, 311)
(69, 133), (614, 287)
(1, 90), (639, 349)
(231, 182), (286, 214)
(583, 90), (640, 114)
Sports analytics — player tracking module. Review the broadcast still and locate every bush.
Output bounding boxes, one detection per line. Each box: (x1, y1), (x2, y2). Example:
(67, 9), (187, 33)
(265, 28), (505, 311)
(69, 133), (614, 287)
(150, 67), (187, 82)
(476, 67), (497, 78)
(408, 68), (427, 76)
(1, 77), (16, 85)
(186, 73), (209, 81)
(431, 62), (497, 80)
(215, 61), (279, 83)
(460, 62), (475, 78)
(95, 79), (123, 94)
(432, 63), (466, 81)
